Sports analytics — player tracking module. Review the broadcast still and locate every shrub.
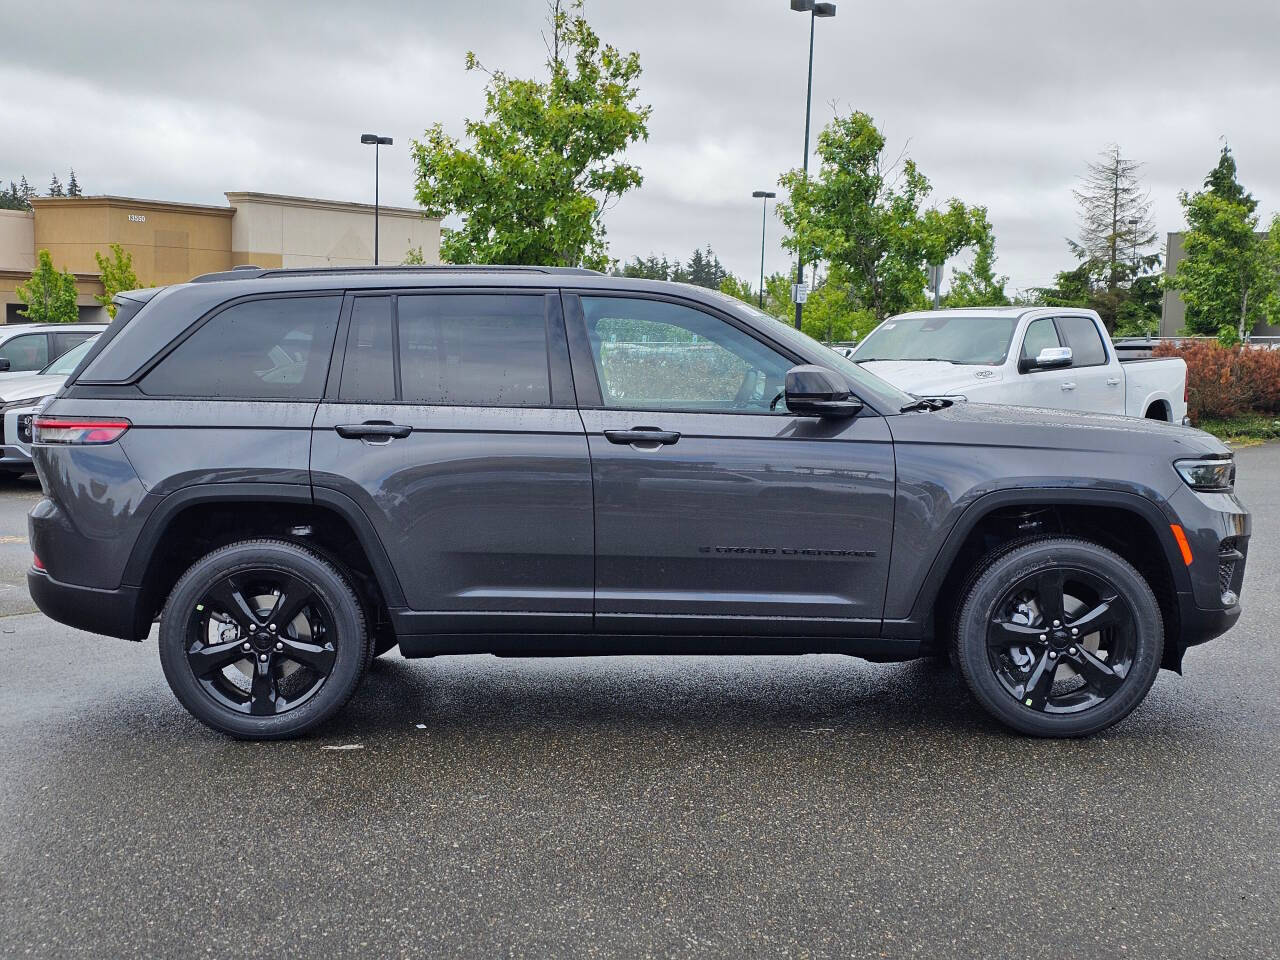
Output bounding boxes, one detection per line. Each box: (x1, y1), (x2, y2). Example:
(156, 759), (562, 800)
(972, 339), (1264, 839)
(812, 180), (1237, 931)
(1154, 340), (1253, 422)
(1239, 347), (1280, 414)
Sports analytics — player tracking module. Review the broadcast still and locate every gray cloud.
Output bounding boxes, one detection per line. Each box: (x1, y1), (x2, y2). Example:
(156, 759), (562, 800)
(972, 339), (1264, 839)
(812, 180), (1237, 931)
(3, 0), (1277, 294)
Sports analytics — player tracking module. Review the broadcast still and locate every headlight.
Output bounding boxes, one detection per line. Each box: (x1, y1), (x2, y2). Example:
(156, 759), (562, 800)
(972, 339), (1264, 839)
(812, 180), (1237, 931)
(1175, 457), (1235, 492)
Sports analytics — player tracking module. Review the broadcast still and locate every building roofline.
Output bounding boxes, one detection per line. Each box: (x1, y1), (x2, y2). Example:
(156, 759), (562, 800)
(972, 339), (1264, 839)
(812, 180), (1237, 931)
(224, 191), (437, 219)
(29, 196), (235, 216)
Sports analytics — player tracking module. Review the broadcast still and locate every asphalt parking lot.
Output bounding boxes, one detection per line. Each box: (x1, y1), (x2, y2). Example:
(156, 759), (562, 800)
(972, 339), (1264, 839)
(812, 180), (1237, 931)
(0, 451), (1277, 960)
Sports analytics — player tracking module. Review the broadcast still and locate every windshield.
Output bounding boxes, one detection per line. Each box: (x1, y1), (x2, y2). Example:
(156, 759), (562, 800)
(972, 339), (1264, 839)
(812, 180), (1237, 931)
(854, 314), (1017, 365)
(697, 289), (917, 411)
(41, 337), (97, 376)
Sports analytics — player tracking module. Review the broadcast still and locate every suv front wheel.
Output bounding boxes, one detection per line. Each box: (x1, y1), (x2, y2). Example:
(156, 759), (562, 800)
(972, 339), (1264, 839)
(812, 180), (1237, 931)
(158, 540), (370, 740)
(952, 537), (1164, 737)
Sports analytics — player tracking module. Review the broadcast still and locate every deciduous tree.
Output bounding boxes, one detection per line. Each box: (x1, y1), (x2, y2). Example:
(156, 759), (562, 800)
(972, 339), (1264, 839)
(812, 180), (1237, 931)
(1169, 146), (1280, 339)
(93, 243), (139, 318)
(15, 250), (79, 324)
(776, 111), (992, 322)
(412, 0), (650, 270)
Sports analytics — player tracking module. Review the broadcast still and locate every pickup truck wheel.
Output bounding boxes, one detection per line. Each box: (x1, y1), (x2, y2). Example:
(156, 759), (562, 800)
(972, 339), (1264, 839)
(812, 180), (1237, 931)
(158, 539), (370, 740)
(952, 537), (1163, 737)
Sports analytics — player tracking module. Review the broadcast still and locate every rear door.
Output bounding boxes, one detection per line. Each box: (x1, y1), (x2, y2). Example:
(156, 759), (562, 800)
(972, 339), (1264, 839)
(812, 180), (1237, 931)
(564, 292), (895, 640)
(310, 289), (593, 636)
(0, 333), (50, 376)
(1054, 314), (1121, 413)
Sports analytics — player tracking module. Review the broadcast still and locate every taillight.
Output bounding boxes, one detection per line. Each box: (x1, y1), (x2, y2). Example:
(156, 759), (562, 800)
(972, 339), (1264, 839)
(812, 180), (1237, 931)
(32, 554), (44, 571)
(32, 416), (131, 445)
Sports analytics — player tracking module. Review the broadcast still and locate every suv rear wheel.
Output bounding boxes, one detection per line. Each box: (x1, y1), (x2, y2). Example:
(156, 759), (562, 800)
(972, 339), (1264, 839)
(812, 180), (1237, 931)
(952, 537), (1163, 737)
(158, 539), (370, 740)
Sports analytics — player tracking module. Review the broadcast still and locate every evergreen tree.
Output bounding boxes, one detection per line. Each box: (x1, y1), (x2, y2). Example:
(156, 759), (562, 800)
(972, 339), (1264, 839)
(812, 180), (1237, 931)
(48, 174), (65, 197)
(1069, 144), (1158, 295)
(67, 169), (82, 197)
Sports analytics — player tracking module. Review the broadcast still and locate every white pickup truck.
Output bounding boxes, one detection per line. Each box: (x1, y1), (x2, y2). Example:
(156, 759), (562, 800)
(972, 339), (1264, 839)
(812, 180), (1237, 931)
(851, 306), (1188, 423)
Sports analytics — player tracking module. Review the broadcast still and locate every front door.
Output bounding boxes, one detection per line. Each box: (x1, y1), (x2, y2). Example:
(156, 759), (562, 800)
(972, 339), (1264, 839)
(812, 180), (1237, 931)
(564, 292), (895, 640)
(1053, 314), (1120, 414)
(310, 290), (594, 637)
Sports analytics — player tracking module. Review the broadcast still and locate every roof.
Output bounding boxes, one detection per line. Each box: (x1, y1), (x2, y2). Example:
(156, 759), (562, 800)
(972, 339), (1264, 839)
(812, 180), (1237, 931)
(891, 306), (1099, 321)
(224, 191), (438, 220)
(0, 322), (108, 332)
(190, 264), (603, 283)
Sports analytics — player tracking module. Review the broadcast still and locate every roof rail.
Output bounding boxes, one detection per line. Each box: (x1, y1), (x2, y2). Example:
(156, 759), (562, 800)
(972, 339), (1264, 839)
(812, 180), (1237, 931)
(189, 264), (604, 283)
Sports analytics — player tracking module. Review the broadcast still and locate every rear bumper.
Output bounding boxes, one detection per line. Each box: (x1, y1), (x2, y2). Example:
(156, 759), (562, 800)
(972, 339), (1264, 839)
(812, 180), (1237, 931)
(27, 568), (148, 641)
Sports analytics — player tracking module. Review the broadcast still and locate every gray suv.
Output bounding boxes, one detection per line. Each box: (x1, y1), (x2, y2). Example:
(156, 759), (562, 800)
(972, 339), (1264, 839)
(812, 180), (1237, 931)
(26, 266), (1249, 740)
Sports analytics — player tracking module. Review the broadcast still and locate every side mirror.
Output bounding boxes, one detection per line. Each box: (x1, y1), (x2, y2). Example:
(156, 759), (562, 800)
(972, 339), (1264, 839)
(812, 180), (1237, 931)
(784, 365), (864, 418)
(0, 359), (10, 372)
(1019, 346), (1072, 373)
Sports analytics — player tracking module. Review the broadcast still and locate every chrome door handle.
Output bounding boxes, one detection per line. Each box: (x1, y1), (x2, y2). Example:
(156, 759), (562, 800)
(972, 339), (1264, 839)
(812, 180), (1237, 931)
(1061, 382), (1077, 391)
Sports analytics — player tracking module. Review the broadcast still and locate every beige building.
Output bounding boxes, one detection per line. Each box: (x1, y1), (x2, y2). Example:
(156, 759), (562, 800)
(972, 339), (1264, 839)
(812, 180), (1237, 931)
(1, 192), (441, 323)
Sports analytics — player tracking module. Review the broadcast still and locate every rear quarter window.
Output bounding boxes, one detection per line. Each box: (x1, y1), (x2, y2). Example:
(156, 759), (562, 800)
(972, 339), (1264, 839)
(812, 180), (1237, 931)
(140, 296), (341, 399)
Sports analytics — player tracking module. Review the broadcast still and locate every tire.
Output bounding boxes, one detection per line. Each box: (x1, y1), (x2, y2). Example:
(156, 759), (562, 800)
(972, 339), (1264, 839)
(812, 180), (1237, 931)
(951, 536), (1163, 737)
(158, 539), (370, 740)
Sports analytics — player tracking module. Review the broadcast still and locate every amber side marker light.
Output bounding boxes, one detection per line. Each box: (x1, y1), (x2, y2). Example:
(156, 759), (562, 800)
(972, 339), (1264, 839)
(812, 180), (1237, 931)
(1170, 524), (1193, 566)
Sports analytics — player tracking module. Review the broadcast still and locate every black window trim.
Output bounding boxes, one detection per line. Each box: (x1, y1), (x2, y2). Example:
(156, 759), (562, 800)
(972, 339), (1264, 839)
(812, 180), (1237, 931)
(561, 288), (812, 417)
(1052, 313), (1110, 369)
(325, 287), (573, 410)
(132, 290), (344, 401)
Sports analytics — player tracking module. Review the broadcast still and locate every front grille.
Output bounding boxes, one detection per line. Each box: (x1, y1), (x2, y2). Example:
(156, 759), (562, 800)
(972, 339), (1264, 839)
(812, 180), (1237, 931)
(1218, 537), (1246, 597)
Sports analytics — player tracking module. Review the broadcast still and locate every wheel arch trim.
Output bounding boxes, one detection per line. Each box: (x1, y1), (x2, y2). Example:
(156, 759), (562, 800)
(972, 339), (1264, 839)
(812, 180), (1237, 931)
(121, 482), (407, 609)
(896, 487), (1187, 634)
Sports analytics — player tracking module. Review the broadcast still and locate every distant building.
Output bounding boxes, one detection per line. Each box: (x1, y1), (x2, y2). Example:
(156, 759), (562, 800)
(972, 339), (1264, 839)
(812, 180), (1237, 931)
(0, 192), (442, 323)
(1161, 230), (1278, 337)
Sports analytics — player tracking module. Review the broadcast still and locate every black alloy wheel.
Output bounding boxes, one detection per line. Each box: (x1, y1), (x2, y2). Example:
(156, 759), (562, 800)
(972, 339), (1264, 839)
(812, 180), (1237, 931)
(159, 540), (369, 739)
(185, 569), (338, 717)
(952, 537), (1163, 737)
(986, 566), (1134, 714)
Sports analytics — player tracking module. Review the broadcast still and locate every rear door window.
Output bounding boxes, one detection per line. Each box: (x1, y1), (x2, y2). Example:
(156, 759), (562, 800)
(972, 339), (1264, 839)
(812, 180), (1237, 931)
(141, 296), (341, 399)
(0, 334), (50, 372)
(51, 331), (95, 358)
(397, 294), (550, 406)
(339, 296), (396, 402)
(1055, 315), (1108, 367)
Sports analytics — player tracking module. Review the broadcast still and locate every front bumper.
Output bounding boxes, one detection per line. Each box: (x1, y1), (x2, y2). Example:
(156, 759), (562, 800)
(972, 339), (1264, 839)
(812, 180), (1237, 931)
(27, 568), (149, 641)
(0, 404), (38, 471)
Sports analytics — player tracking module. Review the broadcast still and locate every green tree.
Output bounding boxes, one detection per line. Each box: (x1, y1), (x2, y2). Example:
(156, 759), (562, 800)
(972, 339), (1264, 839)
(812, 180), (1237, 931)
(48, 173), (64, 197)
(412, 0), (650, 270)
(1169, 146), (1280, 339)
(942, 215), (1010, 307)
(67, 169), (82, 198)
(616, 253), (673, 280)
(93, 243), (139, 318)
(777, 111), (991, 322)
(15, 250), (79, 323)
(401, 245), (426, 265)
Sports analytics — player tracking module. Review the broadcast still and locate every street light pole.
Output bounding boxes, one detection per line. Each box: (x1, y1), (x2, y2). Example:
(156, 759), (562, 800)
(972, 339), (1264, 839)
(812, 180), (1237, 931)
(790, 0), (836, 330)
(752, 190), (776, 309)
(361, 133), (393, 265)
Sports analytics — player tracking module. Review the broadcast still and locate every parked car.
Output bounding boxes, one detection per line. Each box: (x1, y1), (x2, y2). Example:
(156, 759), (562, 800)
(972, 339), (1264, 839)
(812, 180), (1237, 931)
(0, 336), (99, 477)
(27, 269), (1247, 740)
(0, 323), (105, 380)
(852, 307), (1188, 422)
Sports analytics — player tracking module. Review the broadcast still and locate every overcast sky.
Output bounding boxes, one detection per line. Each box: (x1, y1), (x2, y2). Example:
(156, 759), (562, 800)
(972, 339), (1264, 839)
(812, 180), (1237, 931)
(3, 0), (1277, 294)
